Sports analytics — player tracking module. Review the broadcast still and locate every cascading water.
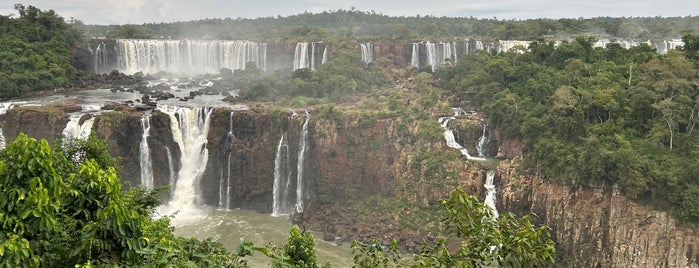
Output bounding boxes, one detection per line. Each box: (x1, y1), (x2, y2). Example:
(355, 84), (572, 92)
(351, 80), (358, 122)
(360, 43), (374, 64)
(439, 108), (498, 219)
(411, 42), (455, 71)
(438, 108), (486, 161)
(219, 112), (235, 210)
(0, 101), (23, 149)
(410, 43), (420, 68)
(476, 125), (489, 157)
(62, 114), (96, 141)
(483, 169), (498, 219)
(115, 39), (267, 75)
(294, 111), (310, 214)
(166, 147), (176, 187)
(293, 42), (310, 70)
(321, 47), (328, 65)
(157, 105), (213, 221)
(139, 113), (154, 189)
(271, 131), (291, 216)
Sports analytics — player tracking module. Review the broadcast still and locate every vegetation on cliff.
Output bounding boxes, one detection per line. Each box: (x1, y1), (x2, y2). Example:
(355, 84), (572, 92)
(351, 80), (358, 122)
(0, 4), (84, 99)
(439, 34), (699, 222)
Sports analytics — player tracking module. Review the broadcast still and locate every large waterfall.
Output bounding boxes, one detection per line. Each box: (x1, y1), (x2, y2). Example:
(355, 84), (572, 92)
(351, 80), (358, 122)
(218, 112), (235, 210)
(139, 113), (154, 189)
(272, 112), (310, 216)
(157, 105), (213, 220)
(114, 39), (267, 75)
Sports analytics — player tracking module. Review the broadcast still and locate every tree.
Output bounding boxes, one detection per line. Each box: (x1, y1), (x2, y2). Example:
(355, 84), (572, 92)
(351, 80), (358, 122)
(0, 133), (246, 267)
(352, 189), (556, 267)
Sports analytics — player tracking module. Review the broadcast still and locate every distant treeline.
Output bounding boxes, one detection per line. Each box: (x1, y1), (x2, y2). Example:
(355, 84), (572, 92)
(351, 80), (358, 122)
(80, 9), (699, 41)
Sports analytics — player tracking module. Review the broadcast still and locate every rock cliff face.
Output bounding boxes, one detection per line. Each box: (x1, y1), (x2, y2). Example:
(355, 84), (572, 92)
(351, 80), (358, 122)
(498, 156), (699, 268)
(3, 104), (698, 267)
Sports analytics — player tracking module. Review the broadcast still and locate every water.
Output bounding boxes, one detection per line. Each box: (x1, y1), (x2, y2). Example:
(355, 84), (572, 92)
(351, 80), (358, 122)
(219, 112), (235, 210)
(272, 131), (291, 216)
(410, 42), (456, 71)
(139, 113), (154, 188)
(438, 108), (486, 161)
(294, 42), (310, 70)
(360, 43), (374, 64)
(483, 169), (498, 219)
(157, 105), (213, 224)
(115, 39), (267, 75)
(170, 208), (352, 267)
(62, 113), (96, 141)
(294, 111), (310, 214)
(476, 125), (489, 157)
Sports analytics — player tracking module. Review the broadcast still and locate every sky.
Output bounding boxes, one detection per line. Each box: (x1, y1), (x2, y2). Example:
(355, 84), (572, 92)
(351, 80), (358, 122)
(1, 0), (697, 25)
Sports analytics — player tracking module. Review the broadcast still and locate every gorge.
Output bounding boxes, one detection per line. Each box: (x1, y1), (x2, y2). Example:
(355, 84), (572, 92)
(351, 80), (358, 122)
(1, 88), (697, 266)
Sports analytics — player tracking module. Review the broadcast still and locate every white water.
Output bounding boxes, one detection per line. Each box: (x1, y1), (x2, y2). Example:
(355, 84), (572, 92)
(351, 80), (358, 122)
(294, 111), (310, 214)
(410, 43), (420, 68)
(321, 47), (328, 66)
(439, 108), (486, 161)
(139, 113), (154, 188)
(157, 105), (213, 224)
(116, 39), (267, 75)
(484, 169), (498, 219)
(272, 131), (290, 216)
(476, 125), (489, 157)
(0, 101), (24, 149)
(62, 114), (96, 141)
(166, 146), (176, 187)
(294, 42), (310, 70)
(219, 112), (235, 210)
(360, 43), (374, 64)
(439, 108), (498, 219)
(411, 42), (456, 71)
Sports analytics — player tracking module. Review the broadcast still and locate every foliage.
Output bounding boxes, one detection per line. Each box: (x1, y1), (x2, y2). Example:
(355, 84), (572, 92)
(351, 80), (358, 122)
(0, 133), (246, 267)
(351, 190), (556, 267)
(438, 34), (699, 222)
(0, 5), (83, 99)
(255, 225), (329, 268)
(83, 9), (699, 41)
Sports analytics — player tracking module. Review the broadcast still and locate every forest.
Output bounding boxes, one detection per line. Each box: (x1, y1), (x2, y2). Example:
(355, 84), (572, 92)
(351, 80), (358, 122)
(81, 9), (699, 41)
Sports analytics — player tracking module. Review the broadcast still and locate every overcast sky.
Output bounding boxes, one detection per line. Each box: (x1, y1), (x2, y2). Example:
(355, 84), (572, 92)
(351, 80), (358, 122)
(1, 0), (697, 25)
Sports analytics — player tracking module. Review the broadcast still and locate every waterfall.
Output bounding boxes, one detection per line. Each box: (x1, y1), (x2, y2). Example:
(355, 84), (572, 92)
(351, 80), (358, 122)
(293, 42), (309, 70)
(439, 108), (498, 219)
(139, 113), (154, 189)
(321, 47), (328, 65)
(0, 101), (22, 149)
(411, 42), (455, 71)
(484, 169), (498, 219)
(219, 112), (235, 210)
(294, 111), (310, 214)
(438, 108), (486, 161)
(272, 131), (291, 216)
(476, 125), (489, 157)
(166, 147), (176, 187)
(360, 43), (374, 64)
(410, 43), (420, 68)
(158, 105), (213, 218)
(115, 39), (267, 75)
(62, 114), (96, 141)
